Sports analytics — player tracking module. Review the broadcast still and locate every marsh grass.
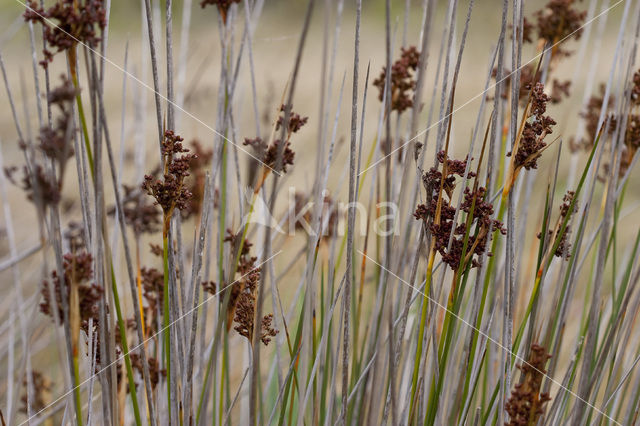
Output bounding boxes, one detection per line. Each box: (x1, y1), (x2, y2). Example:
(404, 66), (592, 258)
(1, 0), (640, 425)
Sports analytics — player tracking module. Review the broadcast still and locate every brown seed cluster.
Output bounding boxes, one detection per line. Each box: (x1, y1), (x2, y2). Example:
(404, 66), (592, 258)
(112, 184), (162, 236)
(534, 0), (586, 56)
(512, 83), (556, 170)
(20, 371), (51, 414)
(143, 130), (196, 215)
(373, 46), (420, 114)
(575, 71), (640, 177)
(4, 77), (80, 212)
(505, 344), (552, 426)
(293, 192), (339, 239)
(244, 105), (307, 174)
(40, 252), (102, 326)
(24, 0), (106, 67)
(40, 76), (78, 168)
(414, 152), (505, 270)
(538, 190), (577, 260)
(218, 230), (278, 345)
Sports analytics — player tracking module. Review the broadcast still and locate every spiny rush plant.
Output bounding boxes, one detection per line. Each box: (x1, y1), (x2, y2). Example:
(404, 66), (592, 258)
(1, 0), (640, 425)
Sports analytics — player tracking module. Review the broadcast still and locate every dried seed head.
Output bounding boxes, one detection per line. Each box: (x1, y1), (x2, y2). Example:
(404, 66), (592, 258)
(142, 130), (196, 214)
(535, 0), (586, 58)
(415, 153), (504, 271)
(182, 140), (213, 219)
(511, 83), (556, 170)
(373, 46), (420, 114)
(112, 184), (162, 236)
(24, 0), (106, 67)
(505, 343), (552, 426)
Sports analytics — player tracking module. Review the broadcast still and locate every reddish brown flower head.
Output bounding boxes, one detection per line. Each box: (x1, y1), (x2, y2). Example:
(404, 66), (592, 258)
(505, 344), (552, 426)
(535, 0), (586, 57)
(373, 46), (421, 113)
(512, 83), (556, 170)
(142, 130), (196, 214)
(24, 0), (106, 67)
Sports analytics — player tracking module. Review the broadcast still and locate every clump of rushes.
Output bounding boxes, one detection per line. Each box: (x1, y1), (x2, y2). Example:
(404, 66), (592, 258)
(199, 0), (240, 24)
(23, 0), (106, 68)
(181, 140), (213, 220)
(373, 46), (420, 114)
(244, 104), (307, 188)
(414, 151), (505, 270)
(505, 344), (552, 426)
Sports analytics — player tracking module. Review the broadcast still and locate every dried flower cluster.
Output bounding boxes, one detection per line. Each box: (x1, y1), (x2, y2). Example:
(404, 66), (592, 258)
(20, 371), (51, 414)
(505, 344), (552, 425)
(511, 83), (556, 170)
(534, 0), (586, 55)
(219, 230), (278, 345)
(373, 46), (420, 113)
(40, 252), (102, 326)
(414, 152), (505, 270)
(40, 76), (78, 168)
(200, 0), (240, 24)
(143, 130), (196, 215)
(24, 0), (106, 67)
(4, 77), (80, 212)
(575, 71), (640, 177)
(244, 104), (307, 174)
(113, 184), (162, 236)
(537, 190), (577, 260)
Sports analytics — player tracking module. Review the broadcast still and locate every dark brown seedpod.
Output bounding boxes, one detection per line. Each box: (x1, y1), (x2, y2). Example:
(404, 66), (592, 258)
(142, 130), (196, 215)
(112, 184), (162, 236)
(505, 343), (552, 426)
(40, 252), (102, 326)
(373, 46), (420, 113)
(534, 0), (586, 58)
(277, 104), (309, 135)
(511, 83), (556, 171)
(141, 267), (164, 315)
(5, 164), (61, 211)
(20, 371), (51, 414)
(538, 190), (577, 260)
(199, 0), (240, 24)
(23, 0), (106, 68)
(130, 353), (165, 392)
(415, 152), (504, 271)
